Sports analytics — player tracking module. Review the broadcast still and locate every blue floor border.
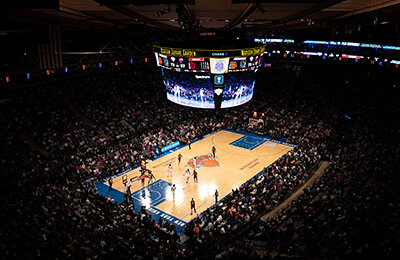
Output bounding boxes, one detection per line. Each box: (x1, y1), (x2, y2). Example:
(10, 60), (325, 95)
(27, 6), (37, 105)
(95, 129), (223, 235)
(95, 128), (296, 236)
(96, 179), (187, 235)
(222, 128), (296, 147)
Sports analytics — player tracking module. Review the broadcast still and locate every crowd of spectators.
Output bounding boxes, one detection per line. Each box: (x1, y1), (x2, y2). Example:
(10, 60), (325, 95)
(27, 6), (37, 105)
(1, 59), (398, 258)
(236, 128), (398, 258)
(186, 65), (399, 258)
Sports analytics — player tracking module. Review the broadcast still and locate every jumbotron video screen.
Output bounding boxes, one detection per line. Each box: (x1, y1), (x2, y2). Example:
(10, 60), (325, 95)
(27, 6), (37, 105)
(163, 69), (214, 109)
(154, 44), (264, 109)
(221, 71), (256, 108)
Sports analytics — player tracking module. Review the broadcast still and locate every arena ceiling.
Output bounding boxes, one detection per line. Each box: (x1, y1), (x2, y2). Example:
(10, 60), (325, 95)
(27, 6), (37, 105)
(1, 0), (400, 32)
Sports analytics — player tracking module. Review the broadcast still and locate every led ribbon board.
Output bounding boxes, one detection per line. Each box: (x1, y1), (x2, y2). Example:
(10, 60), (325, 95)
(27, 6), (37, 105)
(153, 46), (265, 58)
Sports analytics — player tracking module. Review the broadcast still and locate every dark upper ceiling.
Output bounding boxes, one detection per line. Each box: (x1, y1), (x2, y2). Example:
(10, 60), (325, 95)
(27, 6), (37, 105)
(0, 0), (399, 33)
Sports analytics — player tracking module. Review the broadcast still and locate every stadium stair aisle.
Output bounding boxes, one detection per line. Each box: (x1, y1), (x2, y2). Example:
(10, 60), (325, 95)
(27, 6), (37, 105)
(103, 82), (137, 111)
(261, 161), (331, 222)
(64, 97), (112, 141)
(102, 86), (137, 133)
(20, 130), (49, 157)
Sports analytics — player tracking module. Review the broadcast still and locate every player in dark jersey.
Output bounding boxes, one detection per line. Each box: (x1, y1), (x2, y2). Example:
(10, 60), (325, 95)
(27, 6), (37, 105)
(212, 146), (216, 158)
(147, 170), (156, 185)
(193, 169), (198, 183)
(140, 169), (146, 187)
(190, 198), (196, 215)
(178, 153), (183, 164)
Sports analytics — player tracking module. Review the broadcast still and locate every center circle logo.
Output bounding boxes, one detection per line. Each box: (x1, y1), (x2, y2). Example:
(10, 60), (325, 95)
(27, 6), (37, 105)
(214, 61), (225, 72)
(187, 154), (219, 168)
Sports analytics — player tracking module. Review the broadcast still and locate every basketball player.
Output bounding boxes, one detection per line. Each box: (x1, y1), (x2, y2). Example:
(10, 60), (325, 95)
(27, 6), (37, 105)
(108, 177), (113, 191)
(188, 140), (191, 150)
(199, 88), (205, 102)
(141, 159), (146, 170)
(171, 184), (176, 201)
(167, 164), (173, 178)
(235, 85), (246, 101)
(124, 182), (132, 203)
(190, 198), (196, 215)
(147, 170), (156, 185)
(174, 85), (181, 98)
(140, 170), (146, 187)
(193, 169), (198, 183)
(178, 153), (183, 164)
(184, 169), (190, 183)
(214, 189), (219, 203)
(212, 146), (216, 158)
(193, 157), (197, 169)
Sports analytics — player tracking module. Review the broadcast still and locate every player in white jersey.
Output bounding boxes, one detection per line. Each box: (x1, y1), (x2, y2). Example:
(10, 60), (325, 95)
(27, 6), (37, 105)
(171, 184), (176, 201)
(174, 85), (181, 97)
(193, 157), (197, 169)
(167, 164), (173, 178)
(235, 85), (246, 100)
(184, 169), (190, 183)
(199, 88), (205, 102)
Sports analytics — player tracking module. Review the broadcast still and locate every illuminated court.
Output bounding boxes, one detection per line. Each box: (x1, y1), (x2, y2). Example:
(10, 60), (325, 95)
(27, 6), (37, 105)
(96, 129), (294, 234)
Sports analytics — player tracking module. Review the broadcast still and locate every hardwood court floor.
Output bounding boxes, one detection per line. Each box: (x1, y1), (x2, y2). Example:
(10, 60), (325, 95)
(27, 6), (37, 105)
(106, 130), (293, 223)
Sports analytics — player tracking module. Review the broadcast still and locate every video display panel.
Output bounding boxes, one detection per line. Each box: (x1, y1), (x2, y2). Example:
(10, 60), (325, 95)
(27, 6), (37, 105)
(221, 71), (256, 108)
(228, 54), (263, 72)
(156, 53), (210, 73)
(162, 69), (215, 109)
(155, 53), (263, 73)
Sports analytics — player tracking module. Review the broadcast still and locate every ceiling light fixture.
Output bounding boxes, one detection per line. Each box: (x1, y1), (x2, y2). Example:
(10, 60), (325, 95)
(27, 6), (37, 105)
(157, 5), (171, 17)
(257, 5), (265, 14)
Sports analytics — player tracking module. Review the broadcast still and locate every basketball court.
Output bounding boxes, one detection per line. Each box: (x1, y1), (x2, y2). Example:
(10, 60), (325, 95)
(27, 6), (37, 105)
(96, 129), (295, 234)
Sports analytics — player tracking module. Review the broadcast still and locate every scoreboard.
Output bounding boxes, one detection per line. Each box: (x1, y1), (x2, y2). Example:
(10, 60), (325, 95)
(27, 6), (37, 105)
(154, 44), (265, 109)
(227, 55), (263, 72)
(156, 54), (210, 72)
(155, 53), (263, 73)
